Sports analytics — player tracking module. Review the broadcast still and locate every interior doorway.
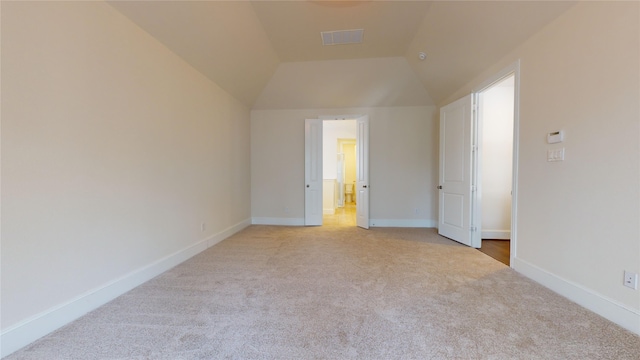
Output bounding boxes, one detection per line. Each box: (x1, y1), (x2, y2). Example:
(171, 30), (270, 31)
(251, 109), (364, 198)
(322, 120), (357, 226)
(478, 75), (515, 263)
(305, 115), (369, 228)
(475, 65), (519, 265)
(438, 61), (519, 266)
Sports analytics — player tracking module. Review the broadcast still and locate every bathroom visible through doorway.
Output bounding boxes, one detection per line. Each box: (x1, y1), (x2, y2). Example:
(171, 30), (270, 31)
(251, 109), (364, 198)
(305, 115), (369, 228)
(322, 119), (357, 226)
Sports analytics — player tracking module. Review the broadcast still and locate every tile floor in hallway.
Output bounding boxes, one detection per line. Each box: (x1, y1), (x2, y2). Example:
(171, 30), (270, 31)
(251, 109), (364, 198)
(323, 203), (356, 227)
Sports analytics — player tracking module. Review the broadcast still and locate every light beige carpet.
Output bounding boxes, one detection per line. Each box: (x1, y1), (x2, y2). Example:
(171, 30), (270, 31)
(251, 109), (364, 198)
(6, 226), (639, 359)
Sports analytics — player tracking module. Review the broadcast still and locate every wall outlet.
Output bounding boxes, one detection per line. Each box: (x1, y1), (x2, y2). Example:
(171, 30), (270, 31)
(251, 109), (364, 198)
(624, 271), (638, 290)
(200, 222), (206, 232)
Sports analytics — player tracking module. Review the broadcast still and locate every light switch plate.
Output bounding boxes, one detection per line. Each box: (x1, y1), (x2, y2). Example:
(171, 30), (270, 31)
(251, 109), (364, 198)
(547, 148), (565, 162)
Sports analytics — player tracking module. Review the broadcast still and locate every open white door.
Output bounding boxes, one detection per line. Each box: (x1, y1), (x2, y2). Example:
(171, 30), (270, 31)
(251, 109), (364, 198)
(305, 119), (323, 226)
(356, 115), (369, 229)
(438, 95), (481, 247)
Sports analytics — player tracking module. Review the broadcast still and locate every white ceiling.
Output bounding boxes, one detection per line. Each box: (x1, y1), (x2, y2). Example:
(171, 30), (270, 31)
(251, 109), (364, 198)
(108, 1), (576, 109)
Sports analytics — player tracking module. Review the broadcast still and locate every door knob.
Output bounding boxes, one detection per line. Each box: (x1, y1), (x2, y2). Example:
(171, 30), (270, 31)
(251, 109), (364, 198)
(437, 185), (443, 189)
(363, 185), (368, 188)
(306, 185), (310, 188)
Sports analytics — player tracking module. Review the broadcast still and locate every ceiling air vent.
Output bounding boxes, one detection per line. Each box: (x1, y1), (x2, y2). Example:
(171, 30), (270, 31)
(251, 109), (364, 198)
(321, 29), (364, 45)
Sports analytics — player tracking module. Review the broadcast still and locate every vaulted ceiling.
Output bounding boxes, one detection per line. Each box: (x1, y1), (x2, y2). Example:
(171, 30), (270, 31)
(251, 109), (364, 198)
(107, 1), (575, 109)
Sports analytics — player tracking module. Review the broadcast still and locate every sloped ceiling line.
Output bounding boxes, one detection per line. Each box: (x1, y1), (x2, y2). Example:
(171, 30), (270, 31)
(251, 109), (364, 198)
(108, 1), (575, 110)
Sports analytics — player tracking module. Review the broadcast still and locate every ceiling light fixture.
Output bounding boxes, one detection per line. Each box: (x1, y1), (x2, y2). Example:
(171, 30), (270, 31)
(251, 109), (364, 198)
(418, 52), (427, 61)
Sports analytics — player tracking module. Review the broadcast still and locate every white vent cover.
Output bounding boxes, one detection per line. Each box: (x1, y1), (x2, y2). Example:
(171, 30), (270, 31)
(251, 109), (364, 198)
(321, 29), (364, 45)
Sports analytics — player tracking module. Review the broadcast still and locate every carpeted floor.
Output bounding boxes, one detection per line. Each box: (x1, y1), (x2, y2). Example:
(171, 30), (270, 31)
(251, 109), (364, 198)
(6, 226), (640, 359)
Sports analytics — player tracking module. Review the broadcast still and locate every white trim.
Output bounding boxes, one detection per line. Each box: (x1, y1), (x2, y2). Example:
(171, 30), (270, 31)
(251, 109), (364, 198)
(0, 219), (251, 358)
(207, 218), (251, 248)
(251, 217), (305, 226)
(318, 114), (363, 121)
(370, 219), (437, 228)
(481, 230), (511, 240)
(251, 218), (437, 228)
(512, 257), (640, 335)
(473, 60), (520, 93)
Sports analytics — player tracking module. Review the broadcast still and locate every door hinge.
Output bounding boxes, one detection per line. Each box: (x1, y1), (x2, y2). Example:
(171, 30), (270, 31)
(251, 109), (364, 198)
(470, 226), (478, 232)
(471, 185), (476, 192)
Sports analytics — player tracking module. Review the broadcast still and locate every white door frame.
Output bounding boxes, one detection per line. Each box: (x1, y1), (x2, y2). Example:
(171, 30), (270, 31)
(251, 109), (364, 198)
(473, 60), (521, 265)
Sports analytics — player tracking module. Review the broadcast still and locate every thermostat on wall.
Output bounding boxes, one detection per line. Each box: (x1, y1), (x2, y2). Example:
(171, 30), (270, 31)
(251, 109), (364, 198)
(547, 130), (564, 144)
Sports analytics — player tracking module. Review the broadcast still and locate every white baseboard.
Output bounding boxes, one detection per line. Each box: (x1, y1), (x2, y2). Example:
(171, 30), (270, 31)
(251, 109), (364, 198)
(0, 218), (251, 358)
(481, 230), (511, 239)
(207, 218), (251, 247)
(251, 217), (305, 226)
(250, 218), (437, 228)
(370, 219), (437, 228)
(512, 257), (640, 335)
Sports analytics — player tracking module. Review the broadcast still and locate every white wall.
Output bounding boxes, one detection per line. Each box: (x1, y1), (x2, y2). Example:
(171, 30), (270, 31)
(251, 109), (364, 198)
(322, 120), (356, 179)
(251, 106), (438, 227)
(443, 2), (639, 333)
(481, 76), (514, 239)
(1, 2), (251, 355)
(322, 179), (336, 214)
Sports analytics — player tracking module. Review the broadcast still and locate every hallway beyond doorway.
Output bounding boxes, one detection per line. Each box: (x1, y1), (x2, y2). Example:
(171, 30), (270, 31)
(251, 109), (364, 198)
(323, 203), (356, 227)
(478, 240), (510, 266)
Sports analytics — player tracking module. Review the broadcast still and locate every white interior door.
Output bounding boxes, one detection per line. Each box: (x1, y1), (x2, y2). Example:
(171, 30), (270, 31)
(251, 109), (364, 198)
(438, 95), (481, 247)
(356, 115), (369, 229)
(305, 119), (323, 226)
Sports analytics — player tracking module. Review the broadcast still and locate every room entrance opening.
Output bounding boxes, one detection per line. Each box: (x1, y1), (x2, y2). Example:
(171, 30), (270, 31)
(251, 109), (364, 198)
(304, 115), (369, 229)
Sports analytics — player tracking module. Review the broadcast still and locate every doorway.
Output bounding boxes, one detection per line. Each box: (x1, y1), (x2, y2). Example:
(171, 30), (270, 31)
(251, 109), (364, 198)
(479, 75), (514, 240)
(438, 61), (520, 266)
(323, 120), (357, 226)
(305, 115), (369, 228)
(477, 74), (515, 263)
(475, 62), (520, 265)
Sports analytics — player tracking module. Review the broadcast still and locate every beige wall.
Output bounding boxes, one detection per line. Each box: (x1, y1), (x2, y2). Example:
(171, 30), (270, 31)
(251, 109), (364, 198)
(1, 0), (251, 341)
(444, 2), (639, 328)
(3, 1), (638, 354)
(251, 106), (438, 226)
